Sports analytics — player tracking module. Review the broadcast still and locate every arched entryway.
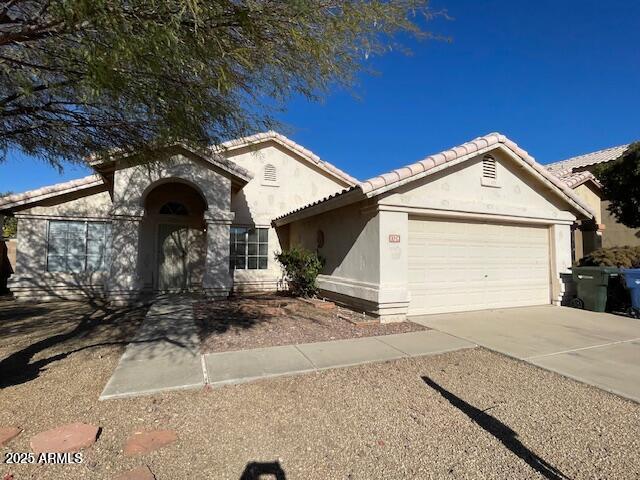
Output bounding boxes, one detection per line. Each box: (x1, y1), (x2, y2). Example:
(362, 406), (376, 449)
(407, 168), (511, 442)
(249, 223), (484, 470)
(142, 181), (207, 291)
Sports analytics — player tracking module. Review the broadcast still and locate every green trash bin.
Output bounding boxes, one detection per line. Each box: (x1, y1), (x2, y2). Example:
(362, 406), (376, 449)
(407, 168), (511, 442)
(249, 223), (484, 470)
(570, 266), (620, 312)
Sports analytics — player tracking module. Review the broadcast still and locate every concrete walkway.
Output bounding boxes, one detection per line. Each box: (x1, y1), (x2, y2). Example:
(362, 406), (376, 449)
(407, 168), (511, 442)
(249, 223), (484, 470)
(101, 297), (475, 399)
(203, 330), (474, 387)
(100, 296), (205, 400)
(412, 305), (640, 403)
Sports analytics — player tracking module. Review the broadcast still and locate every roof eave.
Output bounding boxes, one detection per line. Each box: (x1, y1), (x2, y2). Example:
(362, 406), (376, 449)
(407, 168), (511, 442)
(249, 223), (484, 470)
(0, 176), (106, 213)
(273, 188), (363, 227)
(90, 144), (253, 187)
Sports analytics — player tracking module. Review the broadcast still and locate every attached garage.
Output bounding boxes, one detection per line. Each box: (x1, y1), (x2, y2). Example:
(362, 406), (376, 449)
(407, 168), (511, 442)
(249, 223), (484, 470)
(408, 218), (551, 315)
(276, 132), (596, 322)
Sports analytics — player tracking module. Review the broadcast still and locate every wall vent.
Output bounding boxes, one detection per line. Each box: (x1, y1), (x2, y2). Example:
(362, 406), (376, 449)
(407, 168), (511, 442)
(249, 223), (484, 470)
(482, 155), (497, 180)
(264, 164), (277, 183)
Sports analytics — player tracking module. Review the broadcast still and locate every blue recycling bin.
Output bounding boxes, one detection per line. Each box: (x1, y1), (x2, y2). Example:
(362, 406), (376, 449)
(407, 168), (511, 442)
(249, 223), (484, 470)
(621, 269), (640, 318)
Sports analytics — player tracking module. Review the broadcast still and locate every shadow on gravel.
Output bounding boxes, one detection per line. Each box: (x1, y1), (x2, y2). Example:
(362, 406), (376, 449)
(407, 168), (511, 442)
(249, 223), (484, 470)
(239, 460), (286, 479)
(0, 302), (149, 388)
(422, 376), (571, 480)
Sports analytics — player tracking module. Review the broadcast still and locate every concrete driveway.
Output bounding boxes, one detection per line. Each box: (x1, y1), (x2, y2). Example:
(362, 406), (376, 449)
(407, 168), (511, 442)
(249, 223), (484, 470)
(412, 305), (640, 403)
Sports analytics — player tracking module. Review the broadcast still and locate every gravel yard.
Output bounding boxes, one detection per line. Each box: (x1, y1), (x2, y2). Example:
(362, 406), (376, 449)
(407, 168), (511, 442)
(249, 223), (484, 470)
(2, 300), (640, 479)
(195, 294), (426, 353)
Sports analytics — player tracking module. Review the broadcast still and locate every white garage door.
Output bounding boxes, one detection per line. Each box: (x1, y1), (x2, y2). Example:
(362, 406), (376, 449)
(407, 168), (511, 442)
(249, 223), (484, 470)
(408, 218), (551, 315)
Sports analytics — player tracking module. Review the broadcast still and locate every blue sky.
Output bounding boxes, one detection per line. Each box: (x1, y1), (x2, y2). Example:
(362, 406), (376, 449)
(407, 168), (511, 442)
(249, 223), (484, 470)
(1, 0), (639, 193)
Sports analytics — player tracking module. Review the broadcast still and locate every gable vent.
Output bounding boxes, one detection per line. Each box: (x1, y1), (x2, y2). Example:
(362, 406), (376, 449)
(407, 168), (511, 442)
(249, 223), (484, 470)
(264, 164), (277, 182)
(482, 155), (497, 179)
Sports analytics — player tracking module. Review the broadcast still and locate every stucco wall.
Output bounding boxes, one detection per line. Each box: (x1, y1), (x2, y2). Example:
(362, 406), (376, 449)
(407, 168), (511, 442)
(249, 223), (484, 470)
(227, 142), (351, 224)
(19, 189), (112, 218)
(289, 200), (379, 283)
(601, 200), (640, 248)
(285, 149), (582, 320)
(9, 216), (108, 300)
(226, 142), (351, 290)
(381, 150), (576, 223)
(573, 183), (602, 225)
(113, 153), (231, 213)
(9, 190), (113, 300)
(7, 143), (350, 299)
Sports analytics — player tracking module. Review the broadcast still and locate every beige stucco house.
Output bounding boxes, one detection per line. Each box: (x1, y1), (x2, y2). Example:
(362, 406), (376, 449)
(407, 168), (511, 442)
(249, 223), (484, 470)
(0, 132), (595, 321)
(547, 143), (640, 261)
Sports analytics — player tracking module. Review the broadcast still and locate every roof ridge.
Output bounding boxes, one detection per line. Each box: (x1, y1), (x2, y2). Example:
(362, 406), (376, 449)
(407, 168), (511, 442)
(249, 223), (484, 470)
(275, 132), (596, 224)
(359, 132), (514, 194)
(213, 131), (358, 186)
(546, 142), (630, 171)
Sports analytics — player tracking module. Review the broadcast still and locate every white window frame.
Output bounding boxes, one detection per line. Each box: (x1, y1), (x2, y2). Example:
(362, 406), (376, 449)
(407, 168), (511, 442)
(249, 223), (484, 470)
(230, 226), (269, 270)
(46, 220), (111, 273)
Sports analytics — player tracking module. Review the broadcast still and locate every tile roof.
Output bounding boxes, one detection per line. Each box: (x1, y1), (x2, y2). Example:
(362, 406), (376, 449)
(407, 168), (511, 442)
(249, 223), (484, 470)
(546, 144), (629, 173)
(551, 169), (602, 189)
(274, 132), (596, 225)
(92, 143), (253, 185)
(0, 175), (105, 212)
(214, 131), (358, 187)
(173, 144), (253, 184)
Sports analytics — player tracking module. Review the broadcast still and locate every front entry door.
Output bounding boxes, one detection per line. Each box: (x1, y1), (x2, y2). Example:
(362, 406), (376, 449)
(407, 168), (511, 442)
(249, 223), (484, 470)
(157, 223), (206, 291)
(158, 224), (189, 291)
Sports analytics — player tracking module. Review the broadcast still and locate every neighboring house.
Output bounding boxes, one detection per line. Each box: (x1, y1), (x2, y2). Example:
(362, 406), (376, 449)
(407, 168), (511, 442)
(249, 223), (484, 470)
(0, 132), (594, 321)
(547, 143), (639, 260)
(0, 238), (15, 293)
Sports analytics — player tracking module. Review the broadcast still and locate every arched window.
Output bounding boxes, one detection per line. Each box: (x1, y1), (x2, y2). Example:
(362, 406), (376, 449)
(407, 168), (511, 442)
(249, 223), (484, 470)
(159, 202), (189, 215)
(482, 155), (497, 180)
(264, 164), (277, 183)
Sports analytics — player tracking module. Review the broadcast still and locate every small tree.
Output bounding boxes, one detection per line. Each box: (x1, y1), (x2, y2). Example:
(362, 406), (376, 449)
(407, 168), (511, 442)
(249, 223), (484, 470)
(594, 142), (640, 228)
(276, 247), (324, 297)
(2, 216), (16, 238)
(0, 0), (436, 168)
(578, 246), (640, 268)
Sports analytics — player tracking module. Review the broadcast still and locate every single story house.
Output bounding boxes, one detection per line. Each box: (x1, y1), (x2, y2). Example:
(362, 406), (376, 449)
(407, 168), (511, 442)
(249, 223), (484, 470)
(0, 132), (595, 321)
(546, 143), (639, 260)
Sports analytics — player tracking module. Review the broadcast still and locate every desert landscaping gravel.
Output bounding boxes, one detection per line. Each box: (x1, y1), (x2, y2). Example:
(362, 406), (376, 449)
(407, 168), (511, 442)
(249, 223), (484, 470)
(196, 295), (426, 353)
(2, 301), (640, 479)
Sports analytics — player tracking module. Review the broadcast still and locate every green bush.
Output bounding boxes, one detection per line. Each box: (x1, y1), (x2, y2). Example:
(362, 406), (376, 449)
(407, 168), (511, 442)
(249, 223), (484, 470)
(578, 246), (640, 268)
(276, 247), (324, 297)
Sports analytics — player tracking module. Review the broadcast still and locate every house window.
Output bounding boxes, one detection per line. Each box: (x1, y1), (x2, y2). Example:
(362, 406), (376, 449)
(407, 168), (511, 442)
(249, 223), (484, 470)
(230, 227), (268, 270)
(482, 155), (497, 180)
(47, 221), (111, 272)
(159, 202), (188, 215)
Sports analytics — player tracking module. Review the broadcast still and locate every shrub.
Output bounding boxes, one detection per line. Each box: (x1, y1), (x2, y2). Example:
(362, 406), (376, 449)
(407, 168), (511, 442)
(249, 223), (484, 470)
(276, 247), (324, 297)
(578, 246), (640, 268)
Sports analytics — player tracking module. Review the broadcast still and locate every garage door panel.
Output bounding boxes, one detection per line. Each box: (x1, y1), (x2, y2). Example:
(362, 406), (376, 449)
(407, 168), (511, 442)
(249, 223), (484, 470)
(408, 218), (550, 315)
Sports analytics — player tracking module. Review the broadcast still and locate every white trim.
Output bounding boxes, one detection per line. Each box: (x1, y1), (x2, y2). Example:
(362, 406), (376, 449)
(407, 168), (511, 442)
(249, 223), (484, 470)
(15, 213), (111, 221)
(370, 204), (575, 226)
(317, 274), (410, 305)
